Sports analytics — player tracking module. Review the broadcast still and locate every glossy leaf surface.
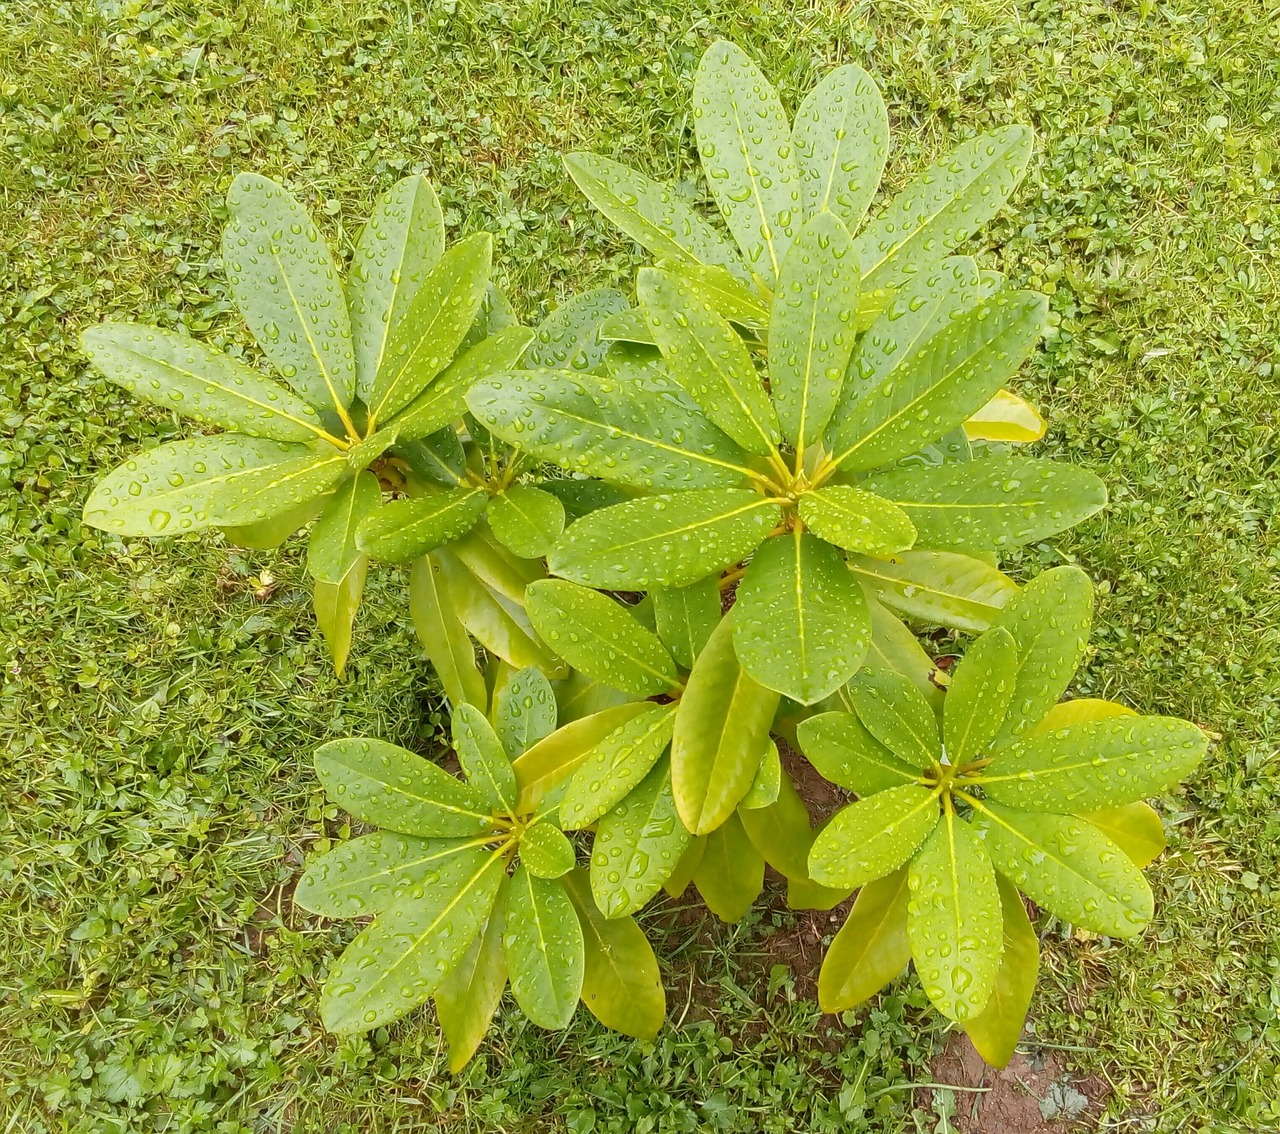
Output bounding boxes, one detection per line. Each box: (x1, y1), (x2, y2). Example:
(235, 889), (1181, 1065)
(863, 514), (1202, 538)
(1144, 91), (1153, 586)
(563, 151), (747, 279)
(796, 712), (923, 795)
(943, 626), (1018, 765)
(849, 550), (1017, 633)
(349, 174), (445, 400)
(368, 232), (493, 423)
(559, 704), (676, 830)
(974, 802), (1153, 937)
(222, 173), (356, 412)
(962, 875), (1038, 1068)
(356, 489), (487, 563)
(521, 821), (577, 879)
(81, 323), (328, 443)
(672, 614), (780, 835)
(488, 486), (566, 559)
(319, 848), (504, 1032)
(638, 267), (779, 455)
(550, 489), (780, 590)
(808, 785), (940, 890)
(434, 878), (509, 1072)
(862, 456), (1107, 551)
(524, 288), (629, 372)
(315, 738), (494, 837)
(210, 449), (348, 527)
(983, 716), (1207, 812)
(652, 578), (721, 669)
(491, 665), (558, 758)
(408, 555), (486, 710)
(692, 813), (765, 923)
(563, 870), (665, 1039)
(791, 62), (888, 230)
(848, 667), (942, 769)
(907, 812), (1002, 1022)
(467, 368), (753, 492)
(693, 40), (799, 284)
(525, 580), (679, 696)
(733, 530), (870, 704)
(453, 703), (516, 811)
(591, 755), (690, 919)
(818, 867), (911, 1012)
(505, 866), (584, 1029)
(856, 127), (1033, 292)
(308, 471), (380, 584)
(769, 212), (859, 451)
(83, 435), (306, 536)
(798, 485), (917, 557)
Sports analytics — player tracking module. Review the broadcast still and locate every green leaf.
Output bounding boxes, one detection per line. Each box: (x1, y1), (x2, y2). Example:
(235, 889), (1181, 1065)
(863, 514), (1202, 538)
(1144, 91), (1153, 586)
(672, 613), (781, 835)
(817, 867), (911, 1012)
(220, 494), (324, 549)
(1032, 697), (1133, 732)
(525, 580), (679, 697)
(222, 173), (356, 413)
(553, 670), (642, 726)
(791, 62), (888, 231)
(524, 288), (630, 372)
(733, 530), (870, 705)
(798, 485), (917, 557)
(692, 813), (764, 922)
(739, 739), (781, 809)
(550, 489), (781, 590)
(652, 578), (721, 669)
(408, 555), (486, 710)
(637, 267), (779, 455)
(520, 821), (577, 879)
(540, 479), (633, 523)
(828, 257), (982, 437)
(1080, 802), (1166, 869)
(907, 812), (1003, 1022)
(864, 592), (945, 714)
(962, 875), (1039, 1068)
(467, 368), (754, 492)
(491, 665), (558, 758)
(591, 755), (690, 919)
(210, 448), (349, 527)
(399, 427), (468, 486)
(295, 832), (484, 919)
(808, 785), (940, 890)
(434, 877), (509, 1073)
(563, 869), (665, 1040)
(307, 471), (381, 584)
(796, 712), (923, 795)
(356, 488), (487, 563)
(451, 525), (544, 604)
(658, 259), (770, 327)
(368, 232), (493, 424)
(693, 40), (800, 285)
(80, 323), (330, 443)
(344, 425), (402, 472)
(563, 151), (747, 281)
(828, 290), (1048, 473)
(505, 866), (584, 1029)
(855, 126), (1034, 292)
(991, 566), (1094, 744)
(319, 847), (504, 1033)
(943, 626), (1018, 765)
(349, 174), (445, 400)
(83, 435), (307, 536)
(512, 702), (653, 813)
(973, 801), (1153, 937)
(769, 213), (860, 451)
(861, 456), (1108, 552)
(739, 768), (846, 907)
(453, 703), (516, 811)
(433, 548), (566, 677)
(488, 486), (566, 559)
(313, 554), (368, 676)
(848, 667), (942, 769)
(315, 737), (495, 837)
(663, 835), (707, 899)
(558, 704), (677, 830)
(848, 550), (1017, 633)
(981, 715), (1207, 812)
(598, 308), (656, 345)
(392, 326), (535, 442)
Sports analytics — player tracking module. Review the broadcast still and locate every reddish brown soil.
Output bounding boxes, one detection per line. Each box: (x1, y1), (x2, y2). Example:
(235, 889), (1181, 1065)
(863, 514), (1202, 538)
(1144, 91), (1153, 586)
(926, 1035), (1110, 1133)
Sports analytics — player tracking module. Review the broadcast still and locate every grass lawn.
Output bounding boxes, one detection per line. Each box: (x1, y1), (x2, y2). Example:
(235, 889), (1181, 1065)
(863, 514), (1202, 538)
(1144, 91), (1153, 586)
(2, 1), (1277, 1130)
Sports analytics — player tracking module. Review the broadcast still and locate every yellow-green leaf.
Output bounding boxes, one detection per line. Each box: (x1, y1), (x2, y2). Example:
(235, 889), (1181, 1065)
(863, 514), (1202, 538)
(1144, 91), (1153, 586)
(692, 813), (764, 923)
(798, 485), (917, 557)
(808, 785), (940, 890)
(672, 614), (781, 835)
(817, 867), (911, 1012)
(961, 875), (1039, 1068)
